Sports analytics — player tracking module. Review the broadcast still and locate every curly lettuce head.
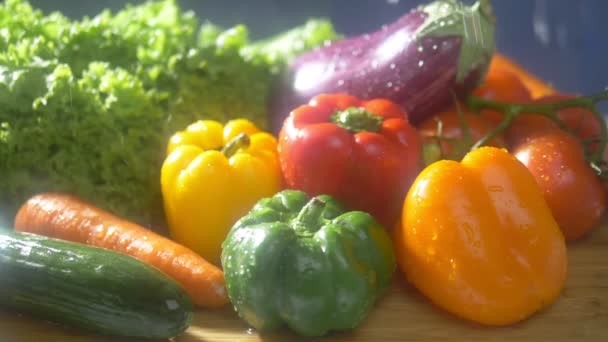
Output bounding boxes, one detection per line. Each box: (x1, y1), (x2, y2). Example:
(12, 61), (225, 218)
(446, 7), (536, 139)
(0, 0), (339, 227)
(0, 60), (167, 226)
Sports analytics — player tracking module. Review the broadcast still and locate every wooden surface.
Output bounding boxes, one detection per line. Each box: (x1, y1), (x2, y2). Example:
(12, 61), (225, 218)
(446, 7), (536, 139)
(1, 225), (607, 342)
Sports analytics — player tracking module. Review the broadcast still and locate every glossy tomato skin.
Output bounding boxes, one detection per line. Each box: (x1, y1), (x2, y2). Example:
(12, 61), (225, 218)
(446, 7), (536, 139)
(473, 68), (532, 125)
(513, 130), (607, 241)
(505, 114), (558, 150)
(537, 94), (603, 152)
(279, 94), (422, 229)
(418, 109), (505, 162)
(505, 93), (605, 152)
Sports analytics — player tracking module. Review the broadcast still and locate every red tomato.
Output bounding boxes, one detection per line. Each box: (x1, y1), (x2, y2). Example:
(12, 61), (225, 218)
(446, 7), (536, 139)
(505, 114), (558, 150)
(536, 94), (603, 152)
(505, 93), (606, 152)
(513, 130), (607, 241)
(473, 68), (532, 125)
(418, 108), (505, 163)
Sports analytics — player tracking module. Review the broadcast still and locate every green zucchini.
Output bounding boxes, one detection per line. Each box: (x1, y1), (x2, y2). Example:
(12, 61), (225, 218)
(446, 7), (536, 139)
(0, 230), (193, 338)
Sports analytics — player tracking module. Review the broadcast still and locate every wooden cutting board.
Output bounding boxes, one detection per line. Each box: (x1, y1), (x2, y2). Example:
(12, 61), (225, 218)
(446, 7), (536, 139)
(1, 225), (607, 342)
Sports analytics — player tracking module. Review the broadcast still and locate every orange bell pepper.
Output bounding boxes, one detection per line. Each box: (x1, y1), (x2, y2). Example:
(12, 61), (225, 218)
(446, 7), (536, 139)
(395, 147), (567, 326)
(490, 53), (556, 99)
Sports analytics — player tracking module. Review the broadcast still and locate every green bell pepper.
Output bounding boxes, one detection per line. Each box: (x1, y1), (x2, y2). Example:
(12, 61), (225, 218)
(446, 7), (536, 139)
(221, 189), (396, 337)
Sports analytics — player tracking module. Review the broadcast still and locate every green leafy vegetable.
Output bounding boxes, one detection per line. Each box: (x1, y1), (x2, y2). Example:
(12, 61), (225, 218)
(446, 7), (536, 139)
(0, 0), (339, 227)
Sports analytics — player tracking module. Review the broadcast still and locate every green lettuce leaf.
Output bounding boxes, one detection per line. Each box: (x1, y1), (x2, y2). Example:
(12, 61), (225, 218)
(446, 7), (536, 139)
(0, 0), (339, 227)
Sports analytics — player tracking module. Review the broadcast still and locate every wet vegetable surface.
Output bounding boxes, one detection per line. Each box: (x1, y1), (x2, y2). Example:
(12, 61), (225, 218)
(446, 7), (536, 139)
(271, 0), (496, 131)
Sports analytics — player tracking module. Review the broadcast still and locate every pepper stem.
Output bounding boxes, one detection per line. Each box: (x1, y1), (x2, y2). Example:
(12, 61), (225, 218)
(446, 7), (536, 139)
(330, 107), (383, 134)
(221, 133), (250, 158)
(294, 197), (327, 234)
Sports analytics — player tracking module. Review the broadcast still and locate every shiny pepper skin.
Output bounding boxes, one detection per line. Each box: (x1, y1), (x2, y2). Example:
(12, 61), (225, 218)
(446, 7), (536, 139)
(394, 147), (568, 326)
(161, 119), (281, 265)
(221, 190), (396, 337)
(278, 93), (422, 229)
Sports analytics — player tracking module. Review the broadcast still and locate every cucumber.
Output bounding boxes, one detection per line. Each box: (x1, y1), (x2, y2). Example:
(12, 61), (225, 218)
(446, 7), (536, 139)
(0, 230), (193, 338)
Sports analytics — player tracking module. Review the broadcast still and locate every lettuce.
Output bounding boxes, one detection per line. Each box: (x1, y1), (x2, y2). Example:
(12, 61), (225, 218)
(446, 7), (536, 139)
(0, 0), (339, 226)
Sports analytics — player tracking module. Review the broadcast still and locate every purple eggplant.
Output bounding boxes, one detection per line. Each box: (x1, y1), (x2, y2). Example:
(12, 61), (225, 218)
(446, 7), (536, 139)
(270, 0), (495, 132)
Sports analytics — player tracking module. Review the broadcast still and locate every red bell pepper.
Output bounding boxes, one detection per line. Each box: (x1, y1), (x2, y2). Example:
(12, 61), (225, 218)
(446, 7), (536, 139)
(278, 93), (422, 228)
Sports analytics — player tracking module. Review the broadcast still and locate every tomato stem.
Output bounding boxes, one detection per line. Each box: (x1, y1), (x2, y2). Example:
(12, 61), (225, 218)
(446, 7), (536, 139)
(467, 89), (608, 171)
(588, 107), (607, 164)
(450, 91), (474, 148)
(470, 106), (516, 150)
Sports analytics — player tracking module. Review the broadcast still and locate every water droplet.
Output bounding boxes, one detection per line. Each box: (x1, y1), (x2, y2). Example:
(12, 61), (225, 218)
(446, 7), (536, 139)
(389, 63), (396, 69)
(432, 44), (438, 50)
(371, 60), (379, 69)
(519, 224), (532, 231)
(247, 328), (256, 335)
(529, 236), (539, 246)
(386, 81), (393, 88)
(165, 299), (179, 310)
(439, 21), (446, 27)
(337, 79), (344, 86)
(417, 46), (424, 53)
(488, 185), (504, 192)
(418, 60), (424, 67)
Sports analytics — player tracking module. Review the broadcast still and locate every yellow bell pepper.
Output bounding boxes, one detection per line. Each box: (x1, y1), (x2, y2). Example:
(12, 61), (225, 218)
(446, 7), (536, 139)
(161, 119), (281, 265)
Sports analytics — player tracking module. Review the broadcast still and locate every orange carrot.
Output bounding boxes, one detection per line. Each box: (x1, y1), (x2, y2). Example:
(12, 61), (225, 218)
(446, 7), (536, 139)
(14, 193), (229, 309)
(491, 53), (557, 99)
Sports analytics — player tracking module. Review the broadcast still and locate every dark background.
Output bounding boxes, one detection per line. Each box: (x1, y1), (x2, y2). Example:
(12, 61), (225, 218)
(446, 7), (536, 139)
(26, 0), (608, 95)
